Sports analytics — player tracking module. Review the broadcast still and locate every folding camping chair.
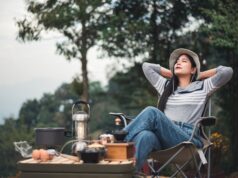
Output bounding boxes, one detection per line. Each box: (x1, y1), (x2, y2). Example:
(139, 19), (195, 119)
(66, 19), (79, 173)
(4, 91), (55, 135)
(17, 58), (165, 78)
(109, 99), (216, 178)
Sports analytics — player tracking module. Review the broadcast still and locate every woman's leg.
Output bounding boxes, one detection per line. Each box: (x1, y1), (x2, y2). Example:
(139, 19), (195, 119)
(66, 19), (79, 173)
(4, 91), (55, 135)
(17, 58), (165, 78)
(124, 106), (165, 141)
(124, 106), (202, 148)
(132, 130), (161, 171)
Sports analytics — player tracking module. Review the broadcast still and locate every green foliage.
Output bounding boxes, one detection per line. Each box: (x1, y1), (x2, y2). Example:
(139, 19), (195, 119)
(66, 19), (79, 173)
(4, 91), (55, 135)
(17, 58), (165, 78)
(200, 0), (238, 50)
(17, 81), (81, 131)
(108, 63), (157, 112)
(72, 76), (83, 96)
(0, 118), (34, 177)
(18, 99), (40, 131)
(198, 0), (238, 172)
(16, 0), (115, 61)
(100, 0), (196, 64)
(16, 19), (41, 42)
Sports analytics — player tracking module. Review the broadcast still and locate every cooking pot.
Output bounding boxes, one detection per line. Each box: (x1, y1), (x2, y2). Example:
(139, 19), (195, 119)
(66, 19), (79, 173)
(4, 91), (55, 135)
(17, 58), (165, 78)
(112, 130), (128, 142)
(35, 127), (67, 148)
(78, 147), (106, 163)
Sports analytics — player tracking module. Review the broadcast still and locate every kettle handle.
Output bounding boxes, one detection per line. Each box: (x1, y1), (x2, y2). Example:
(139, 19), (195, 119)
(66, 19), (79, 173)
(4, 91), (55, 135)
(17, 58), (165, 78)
(74, 100), (88, 106)
(72, 100), (90, 115)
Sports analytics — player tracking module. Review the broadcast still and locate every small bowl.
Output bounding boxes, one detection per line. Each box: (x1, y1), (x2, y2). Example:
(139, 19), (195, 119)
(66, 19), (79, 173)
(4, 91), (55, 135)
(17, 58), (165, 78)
(78, 150), (100, 163)
(113, 130), (128, 142)
(78, 147), (105, 163)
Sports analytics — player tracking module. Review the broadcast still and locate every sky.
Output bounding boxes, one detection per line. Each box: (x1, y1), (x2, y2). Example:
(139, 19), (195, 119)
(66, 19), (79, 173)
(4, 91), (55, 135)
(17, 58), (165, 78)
(0, 0), (116, 124)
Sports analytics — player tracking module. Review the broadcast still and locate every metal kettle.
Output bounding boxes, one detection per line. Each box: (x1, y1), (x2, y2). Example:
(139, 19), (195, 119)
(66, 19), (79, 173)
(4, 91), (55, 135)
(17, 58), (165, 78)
(72, 100), (90, 140)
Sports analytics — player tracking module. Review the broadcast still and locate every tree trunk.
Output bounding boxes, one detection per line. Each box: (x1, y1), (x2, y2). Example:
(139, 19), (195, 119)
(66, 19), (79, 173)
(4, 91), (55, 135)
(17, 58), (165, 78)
(80, 51), (89, 102)
(80, 20), (89, 102)
(150, 0), (159, 63)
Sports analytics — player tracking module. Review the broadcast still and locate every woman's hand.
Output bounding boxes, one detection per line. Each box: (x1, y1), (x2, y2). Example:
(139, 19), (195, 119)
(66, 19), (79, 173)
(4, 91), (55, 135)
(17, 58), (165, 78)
(198, 68), (216, 80)
(160, 67), (173, 79)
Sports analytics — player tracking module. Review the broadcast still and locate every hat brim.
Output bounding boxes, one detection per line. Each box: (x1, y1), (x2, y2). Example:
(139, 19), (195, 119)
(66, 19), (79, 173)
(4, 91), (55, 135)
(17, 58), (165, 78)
(169, 48), (200, 79)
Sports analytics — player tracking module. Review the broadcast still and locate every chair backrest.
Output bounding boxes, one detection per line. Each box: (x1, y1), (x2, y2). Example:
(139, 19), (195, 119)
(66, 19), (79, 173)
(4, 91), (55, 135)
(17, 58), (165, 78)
(199, 98), (216, 137)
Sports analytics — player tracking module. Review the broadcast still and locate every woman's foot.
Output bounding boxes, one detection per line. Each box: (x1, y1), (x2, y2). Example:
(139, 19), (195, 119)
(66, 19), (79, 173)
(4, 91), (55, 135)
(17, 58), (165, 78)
(133, 171), (147, 178)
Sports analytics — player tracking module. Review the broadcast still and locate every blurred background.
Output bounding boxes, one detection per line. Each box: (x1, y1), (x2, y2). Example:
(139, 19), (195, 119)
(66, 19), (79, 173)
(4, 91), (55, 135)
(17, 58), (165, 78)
(0, 0), (237, 177)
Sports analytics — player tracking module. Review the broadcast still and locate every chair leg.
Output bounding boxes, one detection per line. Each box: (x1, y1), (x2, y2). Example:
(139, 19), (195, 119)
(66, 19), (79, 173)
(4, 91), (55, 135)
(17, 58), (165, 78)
(151, 173), (159, 178)
(197, 147), (210, 178)
(170, 159), (192, 178)
(147, 159), (157, 175)
(147, 159), (160, 178)
(147, 147), (185, 177)
(207, 140), (211, 178)
(189, 148), (202, 178)
(175, 164), (188, 178)
(157, 146), (185, 173)
(198, 148), (208, 169)
(147, 145), (208, 178)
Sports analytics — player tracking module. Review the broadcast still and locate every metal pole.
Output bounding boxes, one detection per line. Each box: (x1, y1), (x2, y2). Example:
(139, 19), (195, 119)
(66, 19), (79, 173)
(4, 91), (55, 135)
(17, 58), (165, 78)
(207, 129), (211, 178)
(207, 99), (212, 178)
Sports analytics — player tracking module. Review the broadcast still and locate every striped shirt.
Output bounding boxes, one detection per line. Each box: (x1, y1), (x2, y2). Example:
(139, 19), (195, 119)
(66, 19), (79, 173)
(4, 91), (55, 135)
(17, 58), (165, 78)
(142, 62), (233, 125)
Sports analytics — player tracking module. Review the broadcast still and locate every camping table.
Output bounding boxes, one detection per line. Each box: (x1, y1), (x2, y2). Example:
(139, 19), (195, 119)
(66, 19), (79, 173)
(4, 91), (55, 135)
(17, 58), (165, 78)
(17, 154), (134, 178)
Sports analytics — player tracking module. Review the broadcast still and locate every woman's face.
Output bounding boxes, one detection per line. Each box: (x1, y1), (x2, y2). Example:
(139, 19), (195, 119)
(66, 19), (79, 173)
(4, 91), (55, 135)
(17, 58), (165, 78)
(174, 54), (196, 77)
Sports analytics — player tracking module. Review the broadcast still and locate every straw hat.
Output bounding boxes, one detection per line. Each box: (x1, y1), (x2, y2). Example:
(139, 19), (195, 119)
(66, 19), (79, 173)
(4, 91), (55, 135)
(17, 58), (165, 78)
(169, 48), (200, 79)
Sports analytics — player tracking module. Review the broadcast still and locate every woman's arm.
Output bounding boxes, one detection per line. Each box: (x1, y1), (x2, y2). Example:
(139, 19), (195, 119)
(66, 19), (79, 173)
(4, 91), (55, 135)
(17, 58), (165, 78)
(160, 67), (173, 79)
(202, 66), (233, 94)
(142, 63), (172, 83)
(142, 62), (172, 95)
(198, 68), (217, 80)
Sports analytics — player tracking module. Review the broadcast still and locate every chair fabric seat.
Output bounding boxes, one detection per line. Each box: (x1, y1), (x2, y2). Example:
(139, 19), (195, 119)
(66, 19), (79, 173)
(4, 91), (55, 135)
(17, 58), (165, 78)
(149, 141), (198, 165)
(149, 134), (212, 164)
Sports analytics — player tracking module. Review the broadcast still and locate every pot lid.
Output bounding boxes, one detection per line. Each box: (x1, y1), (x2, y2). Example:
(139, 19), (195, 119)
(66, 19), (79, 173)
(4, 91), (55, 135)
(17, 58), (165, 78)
(34, 127), (65, 131)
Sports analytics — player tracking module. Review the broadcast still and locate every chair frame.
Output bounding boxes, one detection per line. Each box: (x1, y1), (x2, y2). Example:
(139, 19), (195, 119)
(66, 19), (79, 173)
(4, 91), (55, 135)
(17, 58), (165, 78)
(147, 115), (216, 178)
(109, 99), (216, 178)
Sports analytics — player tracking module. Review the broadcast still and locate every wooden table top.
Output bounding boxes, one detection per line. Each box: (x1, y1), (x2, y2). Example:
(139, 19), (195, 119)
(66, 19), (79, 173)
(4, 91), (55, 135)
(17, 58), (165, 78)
(18, 154), (134, 173)
(19, 154), (133, 165)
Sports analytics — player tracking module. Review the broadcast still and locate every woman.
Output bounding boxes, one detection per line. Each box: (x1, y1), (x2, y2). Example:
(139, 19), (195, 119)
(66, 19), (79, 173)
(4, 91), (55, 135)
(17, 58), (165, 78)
(123, 48), (233, 171)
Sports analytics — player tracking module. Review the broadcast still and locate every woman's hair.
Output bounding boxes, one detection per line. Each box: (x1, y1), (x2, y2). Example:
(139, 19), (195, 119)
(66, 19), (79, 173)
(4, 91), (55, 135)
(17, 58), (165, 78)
(157, 54), (197, 112)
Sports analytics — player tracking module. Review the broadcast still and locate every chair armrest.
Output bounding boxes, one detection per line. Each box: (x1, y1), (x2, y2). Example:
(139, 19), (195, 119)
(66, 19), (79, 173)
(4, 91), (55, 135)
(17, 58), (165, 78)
(199, 116), (216, 127)
(109, 112), (125, 117)
(189, 116), (216, 142)
(109, 113), (133, 120)
(188, 116), (216, 143)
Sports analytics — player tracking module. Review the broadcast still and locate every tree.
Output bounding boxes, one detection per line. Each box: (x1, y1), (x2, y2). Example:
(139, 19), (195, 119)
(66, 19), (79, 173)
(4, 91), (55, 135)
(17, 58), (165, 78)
(108, 63), (157, 112)
(199, 0), (238, 171)
(18, 99), (40, 132)
(0, 118), (34, 177)
(16, 0), (112, 102)
(101, 0), (197, 65)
